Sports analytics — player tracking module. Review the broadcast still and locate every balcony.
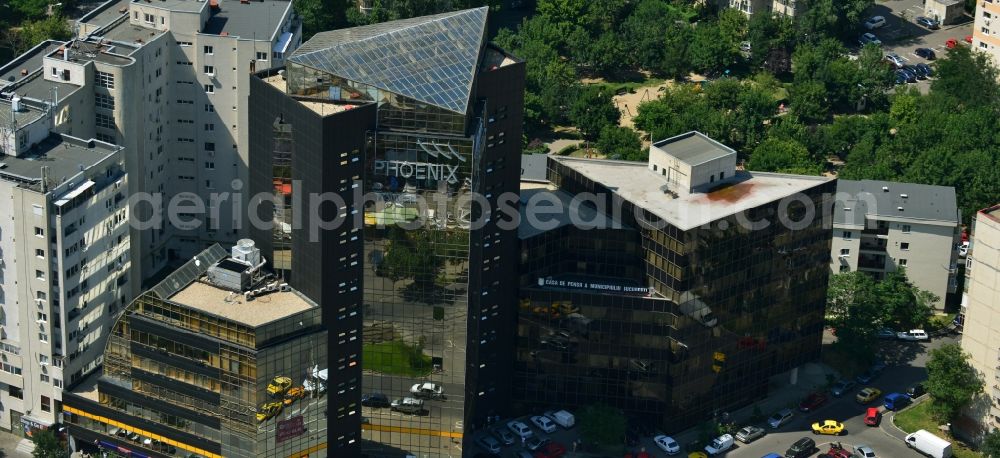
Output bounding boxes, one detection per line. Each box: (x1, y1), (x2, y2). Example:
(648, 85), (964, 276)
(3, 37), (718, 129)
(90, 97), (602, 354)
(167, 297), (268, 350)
(859, 239), (887, 252)
(858, 254), (887, 271)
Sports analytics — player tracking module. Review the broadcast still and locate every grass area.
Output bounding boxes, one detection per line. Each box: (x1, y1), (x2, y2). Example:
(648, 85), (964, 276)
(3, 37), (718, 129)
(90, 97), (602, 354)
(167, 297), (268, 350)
(585, 77), (668, 95)
(894, 400), (981, 458)
(362, 340), (432, 377)
(928, 312), (958, 331)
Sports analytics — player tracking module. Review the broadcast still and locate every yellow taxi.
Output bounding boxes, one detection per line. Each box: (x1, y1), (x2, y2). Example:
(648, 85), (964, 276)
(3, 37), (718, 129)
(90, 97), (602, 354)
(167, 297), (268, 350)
(256, 402), (283, 423)
(267, 376), (293, 396)
(811, 420), (846, 436)
(688, 453), (708, 458)
(856, 387), (882, 404)
(283, 386), (306, 405)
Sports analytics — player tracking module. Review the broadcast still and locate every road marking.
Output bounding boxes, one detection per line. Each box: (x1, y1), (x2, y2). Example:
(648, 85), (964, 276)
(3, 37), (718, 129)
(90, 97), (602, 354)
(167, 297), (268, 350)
(365, 423), (463, 439)
(455, 420), (463, 430)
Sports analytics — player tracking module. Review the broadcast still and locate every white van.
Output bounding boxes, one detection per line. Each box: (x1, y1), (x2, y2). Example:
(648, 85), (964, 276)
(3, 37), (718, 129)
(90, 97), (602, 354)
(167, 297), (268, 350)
(905, 430), (953, 458)
(544, 410), (575, 428)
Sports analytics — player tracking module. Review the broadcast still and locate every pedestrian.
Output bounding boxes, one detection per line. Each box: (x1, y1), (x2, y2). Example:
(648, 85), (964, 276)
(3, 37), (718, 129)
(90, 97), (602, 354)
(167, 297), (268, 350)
(573, 440), (578, 451)
(522, 436), (526, 447)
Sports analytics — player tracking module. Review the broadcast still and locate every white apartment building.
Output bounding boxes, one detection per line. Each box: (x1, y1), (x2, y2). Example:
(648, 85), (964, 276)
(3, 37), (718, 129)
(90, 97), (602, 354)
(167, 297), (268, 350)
(0, 95), (131, 434)
(831, 179), (960, 309)
(1, 0), (301, 285)
(972, 0), (1000, 69)
(719, 0), (804, 17)
(960, 205), (1000, 432)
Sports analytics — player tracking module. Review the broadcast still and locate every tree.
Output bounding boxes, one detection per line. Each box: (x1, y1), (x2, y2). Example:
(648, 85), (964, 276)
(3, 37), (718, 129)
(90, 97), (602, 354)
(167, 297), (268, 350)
(748, 138), (822, 175)
(569, 87), (620, 140)
(379, 227), (443, 288)
(876, 270), (934, 329)
(789, 80), (829, 123)
(982, 429), (1000, 458)
(748, 12), (793, 69)
(9, 0), (51, 19)
(18, 16), (72, 50)
(925, 343), (983, 422)
(578, 404), (626, 447)
(31, 429), (66, 458)
(932, 45), (1000, 108)
(688, 22), (737, 74)
(535, 0), (587, 31)
(597, 125), (644, 161)
(826, 272), (883, 361)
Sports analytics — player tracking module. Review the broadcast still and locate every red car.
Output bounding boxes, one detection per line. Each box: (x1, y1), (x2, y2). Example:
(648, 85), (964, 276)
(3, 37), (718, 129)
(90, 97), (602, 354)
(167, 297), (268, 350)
(534, 442), (567, 458)
(799, 392), (828, 412)
(864, 407), (882, 426)
(965, 35), (973, 43)
(946, 38), (958, 48)
(819, 444), (853, 458)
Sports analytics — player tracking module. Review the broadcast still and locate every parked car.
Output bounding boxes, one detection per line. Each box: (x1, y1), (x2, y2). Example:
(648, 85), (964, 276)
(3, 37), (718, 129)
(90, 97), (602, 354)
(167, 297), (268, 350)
(885, 53), (905, 68)
(905, 429), (953, 458)
(492, 426), (515, 445)
(915, 48), (937, 60)
(859, 33), (882, 46)
(761, 454), (782, 458)
(768, 408), (794, 428)
(856, 369), (879, 384)
(799, 392), (828, 412)
(907, 383), (927, 398)
(534, 441), (566, 458)
(899, 68), (918, 83)
(390, 397), (425, 415)
(507, 420), (534, 439)
(267, 376), (293, 396)
(477, 435), (503, 455)
(361, 393), (390, 408)
(811, 420), (846, 436)
(855, 444), (877, 458)
(857, 387), (882, 404)
(256, 401), (283, 422)
(735, 425), (765, 444)
(895, 71), (908, 85)
(818, 443), (853, 458)
(653, 435), (681, 455)
(704, 434), (734, 456)
(916, 16), (940, 29)
(530, 415), (557, 433)
(785, 437), (817, 458)
(544, 410), (575, 428)
(903, 65), (927, 80)
(864, 16), (887, 30)
(864, 407), (883, 426)
(884, 392), (911, 411)
(876, 328), (896, 339)
(525, 436), (548, 451)
(946, 38), (959, 49)
(410, 382), (445, 399)
(283, 386), (306, 405)
(966, 35), (974, 43)
(515, 451), (533, 458)
(898, 329), (929, 341)
(831, 380), (856, 397)
(960, 241), (970, 257)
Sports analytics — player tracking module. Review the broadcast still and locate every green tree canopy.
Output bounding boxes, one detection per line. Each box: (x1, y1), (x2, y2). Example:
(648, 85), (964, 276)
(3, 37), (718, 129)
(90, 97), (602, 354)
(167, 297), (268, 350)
(932, 45), (1000, 108)
(982, 429), (1000, 458)
(825, 271), (883, 362)
(789, 79), (829, 123)
(925, 343), (983, 422)
(31, 429), (66, 458)
(569, 87), (620, 139)
(597, 125), (644, 161)
(748, 138), (822, 175)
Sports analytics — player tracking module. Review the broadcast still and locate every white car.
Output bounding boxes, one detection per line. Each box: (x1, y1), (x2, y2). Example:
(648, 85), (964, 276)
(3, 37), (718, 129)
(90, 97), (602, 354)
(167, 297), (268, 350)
(410, 382), (444, 398)
(767, 408), (794, 428)
(855, 444), (877, 458)
(859, 32), (882, 46)
(653, 435), (680, 455)
(898, 329), (929, 341)
(885, 53), (906, 68)
(864, 16), (887, 30)
(530, 415), (556, 433)
(704, 434), (734, 456)
(960, 241), (970, 257)
(506, 420), (533, 439)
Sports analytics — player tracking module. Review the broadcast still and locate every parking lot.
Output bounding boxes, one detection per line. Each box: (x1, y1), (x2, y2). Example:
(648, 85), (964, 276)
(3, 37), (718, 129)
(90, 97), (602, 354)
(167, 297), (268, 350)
(859, 0), (974, 92)
(468, 413), (584, 457)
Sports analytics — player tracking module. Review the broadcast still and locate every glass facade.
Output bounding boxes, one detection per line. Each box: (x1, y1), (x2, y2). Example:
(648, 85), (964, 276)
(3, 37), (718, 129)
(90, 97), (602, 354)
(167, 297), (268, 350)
(514, 163), (836, 432)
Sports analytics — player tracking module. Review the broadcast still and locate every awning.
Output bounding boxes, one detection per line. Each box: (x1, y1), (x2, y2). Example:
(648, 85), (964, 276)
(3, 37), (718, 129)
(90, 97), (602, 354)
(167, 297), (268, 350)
(54, 180), (95, 207)
(273, 32), (293, 54)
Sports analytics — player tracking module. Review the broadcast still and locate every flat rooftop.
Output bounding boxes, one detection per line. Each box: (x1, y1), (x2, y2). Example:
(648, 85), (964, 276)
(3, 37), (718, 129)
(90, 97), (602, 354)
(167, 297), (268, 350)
(168, 278), (316, 327)
(0, 99), (47, 130)
(482, 45), (518, 70)
(78, 0), (130, 28)
(99, 19), (165, 46)
(551, 156), (833, 231)
(0, 41), (64, 87)
(835, 179), (958, 226)
(141, 0), (206, 13)
(69, 368), (102, 401)
(49, 42), (133, 66)
(203, 0), (291, 38)
(2, 71), (80, 102)
(518, 181), (623, 239)
(652, 131), (735, 166)
(262, 73), (361, 116)
(0, 134), (119, 192)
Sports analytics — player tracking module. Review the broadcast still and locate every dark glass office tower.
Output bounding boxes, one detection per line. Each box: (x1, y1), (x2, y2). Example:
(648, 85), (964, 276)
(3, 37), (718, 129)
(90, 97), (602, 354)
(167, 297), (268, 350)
(250, 8), (524, 457)
(514, 134), (836, 433)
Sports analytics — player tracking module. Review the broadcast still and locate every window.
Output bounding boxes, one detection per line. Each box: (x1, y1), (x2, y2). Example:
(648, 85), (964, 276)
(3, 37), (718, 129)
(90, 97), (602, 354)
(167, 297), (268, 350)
(96, 113), (115, 129)
(204, 123), (214, 131)
(901, 242), (910, 250)
(143, 13), (154, 23)
(205, 104), (215, 112)
(178, 41), (192, 46)
(900, 259), (908, 266)
(842, 231), (852, 239)
(205, 161), (215, 169)
(204, 142), (215, 151)
(50, 67), (56, 76)
(204, 84), (214, 93)
(205, 180), (214, 189)
(840, 248), (850, 255)
(35, 270), (44, 280)
(133, 11), (138, 19)
(35, 227), (44, 237)
(37, 291), (46, 300)
(901, 224), (911, 233)
(95, 93), (115, 110)
(35, 249), (44, 258)
(839, 265), (850, 272)
(38, 333), (48, 343)
(204, 45), (214, 54)
(96, 71), (114, 88)
(37, 313), (47, 322)
(96, 132), (115, 143)
(204, 65), (214, 75)
(41, 396), (50, 412)
(256, 51), (268, 61)
(40, 374), (49, 383)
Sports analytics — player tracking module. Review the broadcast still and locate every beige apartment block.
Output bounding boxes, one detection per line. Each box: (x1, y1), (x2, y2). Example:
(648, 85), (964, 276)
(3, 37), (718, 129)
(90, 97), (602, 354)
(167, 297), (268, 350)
(961, 205), (1000, 432)
(973, 0), (1000, 68)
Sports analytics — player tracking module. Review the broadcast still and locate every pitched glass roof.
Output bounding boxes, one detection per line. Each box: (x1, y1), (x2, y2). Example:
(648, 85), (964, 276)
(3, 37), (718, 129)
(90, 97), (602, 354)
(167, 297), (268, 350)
(289, 7), (487, 114)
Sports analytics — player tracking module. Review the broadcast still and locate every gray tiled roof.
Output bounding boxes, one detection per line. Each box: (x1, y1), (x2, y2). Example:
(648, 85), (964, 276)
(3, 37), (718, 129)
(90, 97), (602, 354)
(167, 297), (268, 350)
(652, 131), (736, 166)
(289, 7), (487, 114)
(834, 179), (959, 226)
